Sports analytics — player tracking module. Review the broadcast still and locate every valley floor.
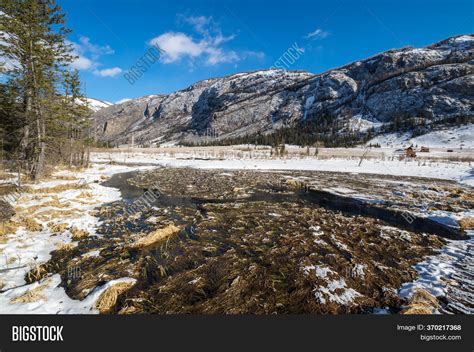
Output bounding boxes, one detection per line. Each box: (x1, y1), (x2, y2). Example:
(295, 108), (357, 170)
(91, 147), (474, 186)
(0, 149), (472, 313)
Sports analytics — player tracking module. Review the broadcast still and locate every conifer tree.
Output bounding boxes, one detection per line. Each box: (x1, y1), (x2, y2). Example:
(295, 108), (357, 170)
(0, 0), (83, 180)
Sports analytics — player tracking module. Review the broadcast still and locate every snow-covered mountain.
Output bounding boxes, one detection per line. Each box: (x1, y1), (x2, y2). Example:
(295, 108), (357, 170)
(83, 98), (112, 112)
(93, 34), (473, 146)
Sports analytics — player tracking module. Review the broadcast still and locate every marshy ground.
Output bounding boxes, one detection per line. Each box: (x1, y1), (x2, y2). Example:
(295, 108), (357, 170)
(25, 167), (472, 314)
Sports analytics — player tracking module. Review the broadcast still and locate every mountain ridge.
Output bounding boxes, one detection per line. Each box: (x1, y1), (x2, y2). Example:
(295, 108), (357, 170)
(93, 34), (474, 147)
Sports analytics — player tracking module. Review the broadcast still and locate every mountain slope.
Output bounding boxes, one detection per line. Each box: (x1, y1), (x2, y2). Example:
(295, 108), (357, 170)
(83, 98), (113, 112)
(367, 123), (474, 148)
(93, 34), (473, 146)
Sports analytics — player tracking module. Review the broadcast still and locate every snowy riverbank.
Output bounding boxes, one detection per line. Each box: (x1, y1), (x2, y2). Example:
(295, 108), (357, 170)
(0, 164), (151, 313)
(91, 151), (474, 187)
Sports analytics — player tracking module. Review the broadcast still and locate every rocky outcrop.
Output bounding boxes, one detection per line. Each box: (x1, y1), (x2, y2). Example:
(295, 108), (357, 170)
(93, 34), (474, 146)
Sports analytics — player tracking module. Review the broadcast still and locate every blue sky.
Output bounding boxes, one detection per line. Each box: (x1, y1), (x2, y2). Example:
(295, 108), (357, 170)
(60, 0), (473, 103)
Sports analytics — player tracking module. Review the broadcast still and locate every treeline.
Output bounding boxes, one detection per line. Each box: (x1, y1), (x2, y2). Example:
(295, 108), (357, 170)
(380, 114), (473, 137)
(0, 0), (91, 181)
(185, 112), (472, 148)
(191, 127), (373, 148)
(186, 115), (375, 148)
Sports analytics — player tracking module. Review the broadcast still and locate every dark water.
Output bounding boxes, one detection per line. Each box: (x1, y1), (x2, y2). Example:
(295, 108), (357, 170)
(101, 171), (145, 202)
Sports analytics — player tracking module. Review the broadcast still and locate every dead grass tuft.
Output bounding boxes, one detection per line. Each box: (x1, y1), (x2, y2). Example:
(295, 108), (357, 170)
(95, 281), (135, 314)
(76, 191), (93, 199)
(459, 217), (474, 230)
(131, 224), (181, 249)
(402, 305), (434, 314)
(21, 218), (43, 232)
(10, 279), (50, 304)
(48, 222), (69, 234)
(71, 227), (89, 241)
(6, 256), (17, 265)
(0, 221), (18, 236)
(118, 305), (140, 315)
(285, 178), (305, 188)
(56, 242), (76, 251)
(402, 289), (439, 315)
(26, 264), (49, 283)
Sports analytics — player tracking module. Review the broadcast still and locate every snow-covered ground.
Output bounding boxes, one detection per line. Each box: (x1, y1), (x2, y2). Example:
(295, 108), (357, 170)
(399, 229), (473, 314)
(91, 151), (474, 187)
(367, 124), (474, 149)
(345, 114), (385, 132)
(0, 163), (152, 314)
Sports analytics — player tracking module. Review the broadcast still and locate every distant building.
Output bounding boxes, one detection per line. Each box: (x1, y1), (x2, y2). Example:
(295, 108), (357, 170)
(405, 146), (417, 158)
(394, 147), (416, 160)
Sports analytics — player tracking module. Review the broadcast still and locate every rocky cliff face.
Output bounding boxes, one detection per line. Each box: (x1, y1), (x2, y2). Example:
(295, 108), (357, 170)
(93, 34), (473, 146)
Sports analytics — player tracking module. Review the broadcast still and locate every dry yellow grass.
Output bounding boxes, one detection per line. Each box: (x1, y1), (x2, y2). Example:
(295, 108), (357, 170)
(95, 281), (135, 314)
(18, 196), (71, 216)
(118, 306), (140, 315)
(34, 208), (81, 222)
(403, 305), (434, 314)
(76, 191), (93, 199)
(285, 178), (304, 188)
(26, 264), (49, 283)
(459, 217), (474, 230)
(30, 182), (87, 194)
(0, 221), (18, 236)
(48, 222), (69, 234)
(6, 256), (17, 265)
(71, 227), (89, 241)
(0, 184), (22, 196)
(16, 243), (31, 249)
(10, 279), (50, 304)
(52, 175), (78, 181)
(21, 218), (43, 232)
(402, 289), (439, 315)
(55, 242), (76, 251)
(131, 224), (181, 249)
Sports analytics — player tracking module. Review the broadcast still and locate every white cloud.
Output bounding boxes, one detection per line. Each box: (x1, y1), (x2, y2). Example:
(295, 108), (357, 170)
(78, 36), (114, 56)
(151, 32), (204, 63)
(71, 56), (93, 70)
(94, 67), (122, 77)
(205, 47), (239, 65)
(149, 15), (264, 67)
(305, 29), (330, 40)
(150, 31), (242, 66)
(116, 98), (132, 104)
(68, 37), (121, 76)
(183, 16), (212, 36)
